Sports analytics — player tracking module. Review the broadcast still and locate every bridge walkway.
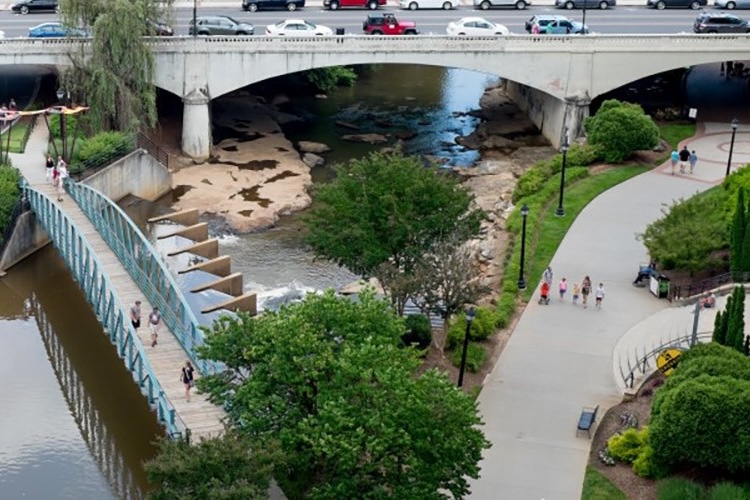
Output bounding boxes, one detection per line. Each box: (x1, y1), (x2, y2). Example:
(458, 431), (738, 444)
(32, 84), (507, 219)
(9, 121), (225, 441)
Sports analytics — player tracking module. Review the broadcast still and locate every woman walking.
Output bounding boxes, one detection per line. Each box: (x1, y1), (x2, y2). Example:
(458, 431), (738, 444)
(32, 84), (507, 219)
(581, 276), (592, 308)
(180, 361), (195, 402)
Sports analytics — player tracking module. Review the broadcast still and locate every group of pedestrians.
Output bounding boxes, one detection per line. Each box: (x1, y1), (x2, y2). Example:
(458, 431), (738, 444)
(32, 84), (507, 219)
(129, 300), (196, 401)
(45, 154), (69, 202)
(669, 146), (698, 176)
(542, 267), (606, 309)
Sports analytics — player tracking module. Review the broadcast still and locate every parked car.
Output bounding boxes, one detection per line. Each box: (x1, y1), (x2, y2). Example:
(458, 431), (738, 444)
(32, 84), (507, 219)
(555, 0), (615, 9)
(400, 0), (455, 9)
(11, 0), (58, 14)
(325, 0), (386, 9)
(473, 0), (529, 9)
(28, 22), (87, 38)
(242, 0), (305, 11)
(446, 17), (509, 35)
(715, 0), (750, 9)
(266, 19), (333, 35)
(362, 13), (418, 34)
(646, 0), (706, 9)
(693, 12), (750, 32)
(525, 14), (588, 33)
(189, 16), (254, 35)
(147, 20), (174, 36)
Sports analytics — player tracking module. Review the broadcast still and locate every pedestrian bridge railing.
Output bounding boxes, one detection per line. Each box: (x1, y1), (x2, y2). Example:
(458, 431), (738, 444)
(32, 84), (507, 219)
(24, 184), (186, 438)
(64, 180), (218, 375)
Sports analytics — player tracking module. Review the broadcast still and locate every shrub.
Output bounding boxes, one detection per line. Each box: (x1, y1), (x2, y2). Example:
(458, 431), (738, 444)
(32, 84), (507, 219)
(708, 482), (748, 500)
(632, 443), (668, 479)
(304, 67), (357, 93)
(584, 100), (660, 163)
(450, 342), (487, 373)
(607, 427), (647, 463)
(445, 307), (497, 350)
(47, 114), (86, 140)
(657, 478), (705, 500)
(75, 131), (133, 167)
(401, 314), (432, 350)
(495, 293), (516, 329)
(0, 166), (21, 238)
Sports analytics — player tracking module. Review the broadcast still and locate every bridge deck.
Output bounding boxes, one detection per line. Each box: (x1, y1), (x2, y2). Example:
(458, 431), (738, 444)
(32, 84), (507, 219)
(10, 121), (224, 441)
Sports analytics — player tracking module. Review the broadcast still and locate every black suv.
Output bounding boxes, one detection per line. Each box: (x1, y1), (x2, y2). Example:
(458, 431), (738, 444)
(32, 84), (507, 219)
(189, 16), (255, 35)
(242, 0), (305, 11)
(693, 13), (750, 33)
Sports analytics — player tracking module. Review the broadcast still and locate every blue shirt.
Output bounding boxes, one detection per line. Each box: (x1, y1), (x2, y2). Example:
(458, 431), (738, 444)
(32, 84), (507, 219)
(671, 151), (679, 162)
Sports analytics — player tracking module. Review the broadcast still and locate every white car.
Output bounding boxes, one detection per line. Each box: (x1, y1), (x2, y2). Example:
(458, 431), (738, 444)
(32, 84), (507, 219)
(400, 0), (455, 9)
(265, 19), (333, 36)
(446, 17), (510, 35)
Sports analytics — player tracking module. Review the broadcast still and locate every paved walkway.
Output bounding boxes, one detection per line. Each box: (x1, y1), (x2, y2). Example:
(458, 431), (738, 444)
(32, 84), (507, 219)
(8, 120), (225, 441)
(469, 122), (750, 500)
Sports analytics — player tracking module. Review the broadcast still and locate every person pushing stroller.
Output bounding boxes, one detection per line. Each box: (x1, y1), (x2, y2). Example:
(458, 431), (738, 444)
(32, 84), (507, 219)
(539, 281), (551, 305)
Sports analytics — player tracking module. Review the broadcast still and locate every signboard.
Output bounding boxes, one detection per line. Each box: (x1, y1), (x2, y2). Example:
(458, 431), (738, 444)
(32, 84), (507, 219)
(649, 275), (659, 297)
(688, 108), (698, 119)
(656, 348), (682, 377)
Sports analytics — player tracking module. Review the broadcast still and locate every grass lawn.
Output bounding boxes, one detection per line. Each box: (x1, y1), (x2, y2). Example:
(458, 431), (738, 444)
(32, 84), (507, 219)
(581, 466), (626, 500)
(659, 122), (696, 151)
(2, 118), (32, 154)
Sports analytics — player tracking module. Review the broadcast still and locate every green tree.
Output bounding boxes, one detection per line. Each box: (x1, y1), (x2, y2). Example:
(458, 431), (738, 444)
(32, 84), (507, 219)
(304, 151), (484, 315)
(584, 100), (659, 163)
(713, 309), (726, 345)
(144, 431), (278, 500)
(730, 188), (747, 274)
(196, 290), (490, 499)
(0, 166), (21, 246)
(744, 334), (749, 356)
(59, 0), (172, 132)
(726, 286), (746, 353)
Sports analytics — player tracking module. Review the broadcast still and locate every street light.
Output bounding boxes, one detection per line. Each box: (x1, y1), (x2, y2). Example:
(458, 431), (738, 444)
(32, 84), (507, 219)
(192, 0), (198, 38)
(726, 118), (739, 178)
(457, 307), (476, 388)
(517, 204), (529, 290)
(56, 87), (70, 163)
(556, 135), (570, 217)
(581, 1), (588, 35)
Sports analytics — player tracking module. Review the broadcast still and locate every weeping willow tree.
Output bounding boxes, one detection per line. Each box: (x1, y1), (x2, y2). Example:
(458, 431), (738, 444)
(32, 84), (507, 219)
(59, 0), (173, 132)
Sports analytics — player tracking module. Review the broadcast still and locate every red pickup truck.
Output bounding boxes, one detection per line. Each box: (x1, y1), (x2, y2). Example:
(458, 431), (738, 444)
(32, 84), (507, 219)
(324, 0), (386, 9)
(362, 13), (418, 34)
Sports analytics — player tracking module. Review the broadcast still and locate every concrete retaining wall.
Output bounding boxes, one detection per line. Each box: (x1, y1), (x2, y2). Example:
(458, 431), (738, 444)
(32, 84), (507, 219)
(82, 149), (172, 202)
(505, 81), (567, 149)
(0, 211), (50, 275)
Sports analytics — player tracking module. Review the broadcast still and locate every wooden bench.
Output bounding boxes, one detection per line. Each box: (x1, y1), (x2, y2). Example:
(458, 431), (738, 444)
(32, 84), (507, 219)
(576, 405), (599, 438)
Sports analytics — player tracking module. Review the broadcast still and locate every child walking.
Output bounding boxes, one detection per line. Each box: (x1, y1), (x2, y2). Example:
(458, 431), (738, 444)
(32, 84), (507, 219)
(572, 283), (580, 305)
(559, 278), (568, 300)
(595, 283), (606, 309)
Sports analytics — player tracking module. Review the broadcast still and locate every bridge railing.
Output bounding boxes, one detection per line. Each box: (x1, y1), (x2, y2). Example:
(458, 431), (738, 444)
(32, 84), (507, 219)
(64, 180), (218, 375)
(24, 184), (187, 439)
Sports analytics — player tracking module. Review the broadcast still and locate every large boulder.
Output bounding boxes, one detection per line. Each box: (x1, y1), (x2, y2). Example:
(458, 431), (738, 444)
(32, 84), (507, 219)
(302, 153), (325, 168)
(341, 133), (388, 144)
(298, 141), (331, 154)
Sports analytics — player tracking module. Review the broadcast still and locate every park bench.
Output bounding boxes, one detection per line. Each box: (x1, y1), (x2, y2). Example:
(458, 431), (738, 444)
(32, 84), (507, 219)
(576, 405), (599, 438)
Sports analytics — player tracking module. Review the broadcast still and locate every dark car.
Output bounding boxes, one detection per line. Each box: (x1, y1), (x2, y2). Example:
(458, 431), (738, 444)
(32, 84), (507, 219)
(555, 0), (615, 8)
(242, 0), (305, 11)
(189, 16), (254, 36)
(28, 22), (87, 38)
(147, 20), (174, 36)
(647, 0), (705, 9)
(12, 0), (59, 14)
(693, 12), (750, 32)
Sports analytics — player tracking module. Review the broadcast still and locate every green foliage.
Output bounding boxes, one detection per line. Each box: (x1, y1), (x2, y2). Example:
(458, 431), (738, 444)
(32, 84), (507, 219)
(402, 313), (432, 350)
(632, 443), (668, 479)
(639, 188), (728, 271)
(730, 188), (747, 273)
(195, 290), (490, 498)
(450, 342), (487, 373)
(713, 309), (727, 345)
(657, 478), (706, 500)
(46, 114), (86, 140)
(725, 286), (746, 353)
(304, 67), (357, 93)
(0, 166), (21, 245)
(445, 307), (497, 350)
(144, 431), (277, 500)
(75, 131), (133, 166)
(495, 293), (516, 329)
(659, 122), (697, 151)
(607, 427), (648, 463)
(585, 100), (660, 163)
(513, 143), (600, 202)
(581, 466), (627, 500)
(708, 482), (750, 500)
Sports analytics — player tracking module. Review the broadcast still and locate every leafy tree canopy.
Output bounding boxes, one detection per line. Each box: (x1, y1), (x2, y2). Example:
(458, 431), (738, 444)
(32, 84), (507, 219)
(196, 290), (490, 499)
(584, 100), (659, 163)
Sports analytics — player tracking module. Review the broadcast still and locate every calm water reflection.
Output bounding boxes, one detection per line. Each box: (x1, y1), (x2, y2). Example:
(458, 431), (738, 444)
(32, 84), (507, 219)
(0, 247), (163, 500)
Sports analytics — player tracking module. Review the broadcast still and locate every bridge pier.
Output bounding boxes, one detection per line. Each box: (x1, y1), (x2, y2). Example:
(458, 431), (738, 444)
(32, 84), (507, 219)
(181, 88), (211, 161)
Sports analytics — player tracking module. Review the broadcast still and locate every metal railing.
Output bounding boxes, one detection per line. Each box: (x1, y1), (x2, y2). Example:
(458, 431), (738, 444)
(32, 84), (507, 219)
(669, 271), (750, 301)
(64, 180), (217, 375)
(24, 183), (186, 438)
(137, 132), (170, 169)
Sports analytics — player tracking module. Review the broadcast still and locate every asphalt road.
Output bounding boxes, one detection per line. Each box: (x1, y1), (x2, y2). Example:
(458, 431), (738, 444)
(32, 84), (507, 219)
(0, 6), (725, 37)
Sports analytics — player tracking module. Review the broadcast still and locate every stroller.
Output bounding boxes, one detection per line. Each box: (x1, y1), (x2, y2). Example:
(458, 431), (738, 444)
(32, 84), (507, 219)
(539, 281), (551, 305)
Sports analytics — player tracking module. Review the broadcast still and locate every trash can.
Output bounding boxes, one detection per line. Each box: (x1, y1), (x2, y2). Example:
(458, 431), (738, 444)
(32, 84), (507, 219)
(336, 27), (345, 35)
(657, 274), (670, 299)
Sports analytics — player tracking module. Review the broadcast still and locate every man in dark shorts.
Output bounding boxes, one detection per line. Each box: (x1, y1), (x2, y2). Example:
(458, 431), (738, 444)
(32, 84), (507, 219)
(130, 300), (141, 330)
(678, 146), (690, 174)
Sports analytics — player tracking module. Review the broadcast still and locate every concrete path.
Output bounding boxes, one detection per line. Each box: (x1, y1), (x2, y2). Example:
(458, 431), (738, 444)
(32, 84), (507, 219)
(469, 123), (750, 500)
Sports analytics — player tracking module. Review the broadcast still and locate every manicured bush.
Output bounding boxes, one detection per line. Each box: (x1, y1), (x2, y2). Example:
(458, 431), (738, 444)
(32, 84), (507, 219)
(0, 166), (21, 244)
(450, 342), (487, 373)
(495, 293), (516, 329)
(584, 100), (660, 163)
(708, 482), (748, 500)
(75, 131), (133, 167)
(632, 443), (668, 479)
(401, 314), (432, 350)
(445, 307), (497, 350)
(656, 478), (705, 500)
(607, 427), (647, 464)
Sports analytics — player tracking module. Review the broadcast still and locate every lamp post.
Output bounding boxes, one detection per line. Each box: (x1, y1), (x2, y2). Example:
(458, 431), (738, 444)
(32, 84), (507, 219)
(517, 204), (529, 290)
(56, 87), (69, 163)
(581, 1), (588, 35)
(556, 135), (569, 217)
(457, 307), (476, 388)
(192, 0), (198, 38)
(725, 118), (739, 178)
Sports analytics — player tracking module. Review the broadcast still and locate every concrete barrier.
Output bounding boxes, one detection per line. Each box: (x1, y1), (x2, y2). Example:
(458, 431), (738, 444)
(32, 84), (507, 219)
(82, 149), (172, 202)
(0, 211), (50, 275)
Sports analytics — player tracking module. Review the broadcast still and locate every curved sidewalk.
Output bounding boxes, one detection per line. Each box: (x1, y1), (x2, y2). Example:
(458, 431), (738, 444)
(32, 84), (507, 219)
(469, 123), (750, 500)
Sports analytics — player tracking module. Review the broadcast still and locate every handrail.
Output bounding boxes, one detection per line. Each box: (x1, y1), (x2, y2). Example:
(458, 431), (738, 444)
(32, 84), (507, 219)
(137, 132), (170, 169)
(64, 180), (218, 375)
(670, 271), (750, 301)
(24, 183), (187, 438)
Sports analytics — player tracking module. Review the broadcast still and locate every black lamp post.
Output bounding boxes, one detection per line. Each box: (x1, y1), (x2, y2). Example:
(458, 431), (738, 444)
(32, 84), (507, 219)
(517, 204), (529, 290)
(56, 87), (69, 163)
(556, 135), (570, 217)
(581, 1), (588, 35)
(726, 118), (739, 178)
(192, 0), (198, 38)
(457, 307), (476, 388)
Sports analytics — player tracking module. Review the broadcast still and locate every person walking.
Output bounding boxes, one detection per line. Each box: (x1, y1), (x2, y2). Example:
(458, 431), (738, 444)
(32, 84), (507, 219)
(559, 277), (568, 300)
(54, 159), (68, 202)
(181, 361), (195, 402)
(45, 155), (54, 183)
(572, 282), (580, 305)
(670, 149), (679, 175)
(148, 307), (161, 347)
(130, 300), (142, 331)
(679, 146), (690, 174)
(689, 150), (698, 174)
(543, 266), (554, 287)
(595, 283), (606, 309)
(581, 276), (592, 308)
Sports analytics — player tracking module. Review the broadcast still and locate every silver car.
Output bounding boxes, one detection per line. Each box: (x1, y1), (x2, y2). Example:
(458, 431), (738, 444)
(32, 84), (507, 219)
(715, 0), (750, 9)
(555, 0), (615, 8)
(473, 0), (530, 9)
